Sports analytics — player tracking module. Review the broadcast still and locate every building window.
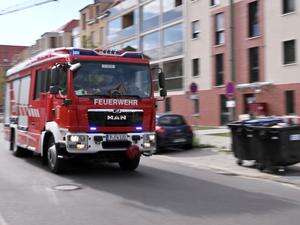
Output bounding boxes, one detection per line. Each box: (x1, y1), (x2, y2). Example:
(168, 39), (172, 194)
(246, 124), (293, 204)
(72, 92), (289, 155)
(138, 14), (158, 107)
(50, 37), (56, 48)
(163, 0), (182, 12)
(192, 58), (200, 77)
(96, 5), (100, 17)
(283, 0), (295, 14)
(210, 0), (220, 6)
(249, 47), (259, 83)
(122, 11), (134, 29)
(162, 0), (183, 24)
(285, 90), (295, 114)
(99, 27), (104, 45)
(163, 23), (183, 58)
(248, 1), (260, 37)
(165, 97), (172, 112)
(215, 54), (224, 86)
(163, 23), (183, 46)
(142, 0), (160, 32)
(142, 31), (160, 59)
(191, 20), (200, 39)
(215, 13), (225, 45)
(283, 39), (296, 64)
(193, 99), (200, 114)
(163, 59), (183, 90)
(82, 13), (86, 30)
(122, 39), (138, 51)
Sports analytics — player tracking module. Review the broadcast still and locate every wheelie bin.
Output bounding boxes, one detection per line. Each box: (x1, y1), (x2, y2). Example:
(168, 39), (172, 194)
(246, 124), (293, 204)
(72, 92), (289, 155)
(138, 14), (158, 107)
(252, 125), (300, 171)
(228, 122), (258, 165)
(228, 117), (283, 166)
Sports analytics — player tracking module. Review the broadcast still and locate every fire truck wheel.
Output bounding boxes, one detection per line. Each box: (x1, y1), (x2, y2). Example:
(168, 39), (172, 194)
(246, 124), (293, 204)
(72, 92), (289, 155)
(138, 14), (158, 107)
(119, 156), (140, 171)
(46, 136), (64, 174)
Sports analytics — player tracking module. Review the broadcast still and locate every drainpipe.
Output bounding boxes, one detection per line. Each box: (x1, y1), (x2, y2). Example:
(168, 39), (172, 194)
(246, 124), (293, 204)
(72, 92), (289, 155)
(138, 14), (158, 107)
(230, 0), (236, 82)
(229, 0), (236, 121)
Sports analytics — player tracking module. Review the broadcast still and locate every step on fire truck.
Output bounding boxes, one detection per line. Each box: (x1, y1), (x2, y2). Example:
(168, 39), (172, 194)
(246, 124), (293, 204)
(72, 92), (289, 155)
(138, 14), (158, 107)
(3, 48), (167, 173)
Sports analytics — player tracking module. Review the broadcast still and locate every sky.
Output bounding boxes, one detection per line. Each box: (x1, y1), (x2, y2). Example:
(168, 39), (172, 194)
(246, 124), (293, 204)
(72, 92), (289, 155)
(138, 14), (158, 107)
(0, 0), (93, 46)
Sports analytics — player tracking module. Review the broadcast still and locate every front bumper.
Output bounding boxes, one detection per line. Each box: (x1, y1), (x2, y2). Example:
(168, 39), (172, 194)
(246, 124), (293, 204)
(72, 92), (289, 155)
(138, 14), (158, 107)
(63, 132), (156, 155)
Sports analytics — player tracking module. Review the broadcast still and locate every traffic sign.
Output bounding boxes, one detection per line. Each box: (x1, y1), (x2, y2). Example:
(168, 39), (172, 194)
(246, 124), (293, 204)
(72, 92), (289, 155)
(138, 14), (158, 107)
(190, 82), (198, 93)
(226, 82), (235, 99)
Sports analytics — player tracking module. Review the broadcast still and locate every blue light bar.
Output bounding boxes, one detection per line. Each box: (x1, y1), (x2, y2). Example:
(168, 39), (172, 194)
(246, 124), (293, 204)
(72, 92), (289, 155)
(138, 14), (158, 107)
(90, 127), (97, 131)
(136, 126), (143, 131)
(70, 49), (98, 56)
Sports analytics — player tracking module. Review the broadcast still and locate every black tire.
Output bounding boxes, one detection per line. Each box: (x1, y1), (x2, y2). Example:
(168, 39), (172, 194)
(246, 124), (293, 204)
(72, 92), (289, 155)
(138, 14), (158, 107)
(256, 163), (266, 171)
(119, 156), (140, 171)
(46, 135), (64, 174)
(236, 159), (243, 166)
(183, 143), (193, 150)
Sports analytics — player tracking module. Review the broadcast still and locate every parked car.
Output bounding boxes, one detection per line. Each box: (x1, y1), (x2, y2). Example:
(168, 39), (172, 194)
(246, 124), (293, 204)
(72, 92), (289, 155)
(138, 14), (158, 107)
(155, 114), (193, 152)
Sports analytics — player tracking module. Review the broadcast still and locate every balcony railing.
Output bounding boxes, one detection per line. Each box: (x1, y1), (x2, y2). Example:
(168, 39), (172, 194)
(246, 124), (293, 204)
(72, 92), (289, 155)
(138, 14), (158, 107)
(142, 15), (159, 33)
(163, 5), (183, 24)
(109, 0), (137, 17)
(108, 25), (137, 44)
(162, 42), (183, 58)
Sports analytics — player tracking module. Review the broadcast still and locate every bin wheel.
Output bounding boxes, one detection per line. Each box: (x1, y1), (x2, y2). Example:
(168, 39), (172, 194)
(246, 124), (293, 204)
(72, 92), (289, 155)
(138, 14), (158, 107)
(256, 163), (266, 171)
(236, 159), (243, 166)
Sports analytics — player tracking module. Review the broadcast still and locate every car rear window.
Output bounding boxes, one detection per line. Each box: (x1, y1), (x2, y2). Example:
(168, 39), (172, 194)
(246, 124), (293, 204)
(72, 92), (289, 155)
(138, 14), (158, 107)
(158, 115), (186, 126)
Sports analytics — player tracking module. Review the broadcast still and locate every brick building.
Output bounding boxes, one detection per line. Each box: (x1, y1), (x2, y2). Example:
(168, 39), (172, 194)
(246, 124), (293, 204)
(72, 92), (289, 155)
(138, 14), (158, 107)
(0, 45), (28, 109)
(79, 0), (116, 48)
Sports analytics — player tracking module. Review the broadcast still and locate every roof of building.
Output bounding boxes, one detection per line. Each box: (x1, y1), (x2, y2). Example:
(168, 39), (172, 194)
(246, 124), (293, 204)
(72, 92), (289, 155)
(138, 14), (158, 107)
(56, 19), (79, 32)
(0, 45), (28, 67)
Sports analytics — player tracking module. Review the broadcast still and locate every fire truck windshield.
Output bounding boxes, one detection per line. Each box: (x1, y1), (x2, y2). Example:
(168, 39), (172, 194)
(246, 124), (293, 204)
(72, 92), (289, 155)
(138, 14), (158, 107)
(73, 62), (151, 98)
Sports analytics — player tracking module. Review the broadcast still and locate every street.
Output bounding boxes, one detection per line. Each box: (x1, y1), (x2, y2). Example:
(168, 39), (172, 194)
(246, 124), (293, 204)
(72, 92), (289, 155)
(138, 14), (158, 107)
(1, 133), (300, 225)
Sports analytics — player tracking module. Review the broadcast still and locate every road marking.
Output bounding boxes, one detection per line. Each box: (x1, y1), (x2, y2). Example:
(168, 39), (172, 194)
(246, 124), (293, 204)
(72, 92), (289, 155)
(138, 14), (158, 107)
(0, 212), (9, 225)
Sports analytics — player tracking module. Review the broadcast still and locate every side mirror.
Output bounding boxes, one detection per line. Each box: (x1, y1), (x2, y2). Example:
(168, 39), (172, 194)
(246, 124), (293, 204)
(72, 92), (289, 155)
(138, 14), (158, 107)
(49, 85), (59, 95)
(160, 89), (167, 98)
(158, 69), (167, 98)
(158, 69), (166, 89)
(70, 62), (81, 72)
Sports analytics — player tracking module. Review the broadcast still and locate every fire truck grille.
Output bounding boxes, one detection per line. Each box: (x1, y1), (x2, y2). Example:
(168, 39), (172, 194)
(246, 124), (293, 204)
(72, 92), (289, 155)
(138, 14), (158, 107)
(88, 111), (143, 127)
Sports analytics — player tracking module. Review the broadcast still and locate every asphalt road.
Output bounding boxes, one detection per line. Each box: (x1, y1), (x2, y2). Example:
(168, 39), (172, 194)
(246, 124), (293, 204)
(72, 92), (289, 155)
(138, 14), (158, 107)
(1, 136), (300, 225)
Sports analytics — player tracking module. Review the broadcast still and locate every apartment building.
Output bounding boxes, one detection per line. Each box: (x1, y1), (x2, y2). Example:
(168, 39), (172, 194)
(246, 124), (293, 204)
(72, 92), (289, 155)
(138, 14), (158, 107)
(79, 0), (115, 48)
(80, 0), (300, 126)
(18, 19), (79, 62)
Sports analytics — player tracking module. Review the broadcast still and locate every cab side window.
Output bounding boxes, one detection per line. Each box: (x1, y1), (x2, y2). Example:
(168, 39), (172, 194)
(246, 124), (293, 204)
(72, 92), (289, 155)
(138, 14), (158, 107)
(58, 69), (67, 95)
(34, 70), (51, 99)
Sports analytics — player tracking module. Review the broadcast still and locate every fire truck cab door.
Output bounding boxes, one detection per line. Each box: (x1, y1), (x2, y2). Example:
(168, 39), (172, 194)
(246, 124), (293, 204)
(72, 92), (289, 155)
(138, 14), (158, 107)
(28, 70), (49, 150)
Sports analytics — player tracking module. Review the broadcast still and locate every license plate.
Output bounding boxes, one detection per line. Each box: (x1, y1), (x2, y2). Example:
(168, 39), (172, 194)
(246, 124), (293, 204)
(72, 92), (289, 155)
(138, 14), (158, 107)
(106, 134), (128, 142)
(173, 138), (186, 143)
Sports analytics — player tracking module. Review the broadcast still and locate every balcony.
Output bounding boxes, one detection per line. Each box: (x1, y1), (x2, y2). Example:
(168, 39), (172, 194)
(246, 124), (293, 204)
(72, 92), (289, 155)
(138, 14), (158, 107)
(143, 48), (160, 61)
(109, 0), (137, 17)
(108, 25), (137, 44)
(142, 16), (159, 33)
(162, 42), (183, 58)
(163, 5), (183, 24)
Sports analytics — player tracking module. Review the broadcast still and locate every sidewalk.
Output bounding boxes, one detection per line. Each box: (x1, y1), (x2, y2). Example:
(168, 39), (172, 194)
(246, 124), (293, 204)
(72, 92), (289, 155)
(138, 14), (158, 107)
(193, 127), (231, 150)
(154, 148), (300, 188)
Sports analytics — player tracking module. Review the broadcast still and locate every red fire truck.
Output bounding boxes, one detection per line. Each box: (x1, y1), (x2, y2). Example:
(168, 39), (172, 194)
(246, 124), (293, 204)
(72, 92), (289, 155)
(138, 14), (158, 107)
(3, 48), (166, 173)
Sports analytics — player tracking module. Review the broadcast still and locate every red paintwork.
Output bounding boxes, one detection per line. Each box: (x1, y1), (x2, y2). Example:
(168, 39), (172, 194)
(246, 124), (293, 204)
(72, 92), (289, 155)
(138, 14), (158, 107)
(5, 48), (156, 153)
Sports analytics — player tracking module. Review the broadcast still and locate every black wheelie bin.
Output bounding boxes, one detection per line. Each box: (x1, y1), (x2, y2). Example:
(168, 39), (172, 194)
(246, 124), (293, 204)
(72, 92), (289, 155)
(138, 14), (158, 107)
(228, 118), (283, 166)
(253, 125), (300, 171)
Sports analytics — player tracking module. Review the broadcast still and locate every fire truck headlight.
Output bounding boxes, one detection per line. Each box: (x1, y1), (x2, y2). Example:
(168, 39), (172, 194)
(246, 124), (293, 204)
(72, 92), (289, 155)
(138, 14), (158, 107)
(143, 134), (156, 149)
(149, 134), (156, 142)
(67, 135), (88, 150)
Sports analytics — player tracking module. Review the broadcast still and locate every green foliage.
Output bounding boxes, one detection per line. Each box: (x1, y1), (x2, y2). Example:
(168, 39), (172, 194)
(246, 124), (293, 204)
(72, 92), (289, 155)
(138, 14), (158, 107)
(0, 68), (5, 107)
